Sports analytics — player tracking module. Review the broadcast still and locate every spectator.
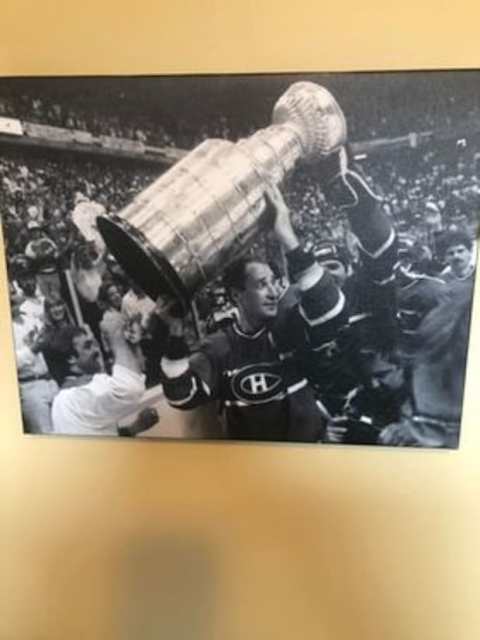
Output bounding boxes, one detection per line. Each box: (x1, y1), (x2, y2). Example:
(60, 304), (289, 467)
(70, 243), (106, 343)
(17, 272), (45, 324)
(98, 280), (127, 363)
(440, 229), (476, 284)
(26, 204), (44, 225)
(51, 313), (149, 436)
(10, 282), (59, 433)
(71, 191), (108, 255)
(24, 220), (60, 297)
(38, 293), (75, 385)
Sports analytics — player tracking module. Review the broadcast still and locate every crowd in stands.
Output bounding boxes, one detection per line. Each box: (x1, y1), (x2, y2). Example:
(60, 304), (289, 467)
(0, 86), (235, 149)
(2, 77), (479, 443)
(2, 72), (480, 147)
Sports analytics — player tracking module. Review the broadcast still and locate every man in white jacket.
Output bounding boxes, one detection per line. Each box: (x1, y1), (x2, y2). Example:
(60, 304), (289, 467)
(51, 313), (155, 437)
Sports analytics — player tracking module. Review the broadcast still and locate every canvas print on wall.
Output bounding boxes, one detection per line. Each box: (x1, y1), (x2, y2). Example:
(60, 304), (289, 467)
(0, 72), (477, 447)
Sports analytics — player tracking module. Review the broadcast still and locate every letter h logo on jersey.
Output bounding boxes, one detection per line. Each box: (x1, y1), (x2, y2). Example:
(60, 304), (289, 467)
(230, 363), (284, 404)
(244, 373), (272, 395)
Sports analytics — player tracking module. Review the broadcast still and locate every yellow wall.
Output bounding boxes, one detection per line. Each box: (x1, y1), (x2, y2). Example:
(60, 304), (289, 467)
(1, 3), (480, 638)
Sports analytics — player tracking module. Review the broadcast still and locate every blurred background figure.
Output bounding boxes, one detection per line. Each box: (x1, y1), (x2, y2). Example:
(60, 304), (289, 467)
(71, 191), (108, 255)
(24, 219), (60, 297)
(10, 282), (58, 434)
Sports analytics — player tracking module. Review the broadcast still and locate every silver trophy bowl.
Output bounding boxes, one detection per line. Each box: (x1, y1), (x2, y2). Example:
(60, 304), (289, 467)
(97, 81), (347, 303)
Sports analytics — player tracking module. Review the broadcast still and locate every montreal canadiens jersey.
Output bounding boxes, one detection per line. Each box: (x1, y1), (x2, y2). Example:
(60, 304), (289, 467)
(161, 171), (399, 440)
(161, 250), (348, 442)
(304, 227), (399, 415)
(187, 321), (325, 441)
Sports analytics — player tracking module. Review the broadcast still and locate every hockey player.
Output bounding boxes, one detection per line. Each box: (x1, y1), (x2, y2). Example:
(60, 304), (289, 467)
(157, 176), (344, 442)
(157, 134), (398, 442)
(303, 149), (399, 424)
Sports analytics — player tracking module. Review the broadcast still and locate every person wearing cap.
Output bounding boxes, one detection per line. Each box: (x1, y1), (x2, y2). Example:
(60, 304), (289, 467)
(24, 220), (60, 298)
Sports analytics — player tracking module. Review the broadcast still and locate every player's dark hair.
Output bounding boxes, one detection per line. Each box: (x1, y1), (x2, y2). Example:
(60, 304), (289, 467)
(223, 258), (261, 295)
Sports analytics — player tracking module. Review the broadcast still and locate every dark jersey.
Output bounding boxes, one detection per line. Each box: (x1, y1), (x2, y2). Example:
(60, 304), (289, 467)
(162, 167), (399, 438)
(186, 322), (323, 441)
(304, 228), (398, 414)
(337, 381), (408, 445)
(161, 250), (347, 442)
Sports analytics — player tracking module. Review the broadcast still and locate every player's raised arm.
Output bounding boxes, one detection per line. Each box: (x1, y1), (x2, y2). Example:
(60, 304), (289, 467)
(319, 146), (397, 288)
(263, 176), (349, 347)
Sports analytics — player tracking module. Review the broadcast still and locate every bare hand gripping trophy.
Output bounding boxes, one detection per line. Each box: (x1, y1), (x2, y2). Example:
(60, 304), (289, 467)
(97, 82), (347, 304)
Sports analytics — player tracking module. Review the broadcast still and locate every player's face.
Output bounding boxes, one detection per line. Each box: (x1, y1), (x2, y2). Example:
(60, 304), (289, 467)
(445, 244), (471, 277)
(237, 262), (279, 326)
(72, 333), (104, 374)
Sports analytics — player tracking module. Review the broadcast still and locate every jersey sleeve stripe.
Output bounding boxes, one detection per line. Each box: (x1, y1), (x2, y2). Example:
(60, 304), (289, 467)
(167, 376), (199, 407)
(299, 289), (346, 327)
(161, 356), (190, 379)
(296, 262), (325, 292)
(358, 227), (396, 259)
(372, 273), (396, 286)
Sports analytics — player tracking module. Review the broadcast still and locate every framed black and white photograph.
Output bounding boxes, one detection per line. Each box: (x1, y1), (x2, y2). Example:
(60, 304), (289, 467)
(0, 71), (477, 447)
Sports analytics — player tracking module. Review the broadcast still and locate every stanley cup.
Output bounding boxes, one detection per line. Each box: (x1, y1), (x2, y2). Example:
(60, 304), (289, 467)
(97, 82), (347, 303)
